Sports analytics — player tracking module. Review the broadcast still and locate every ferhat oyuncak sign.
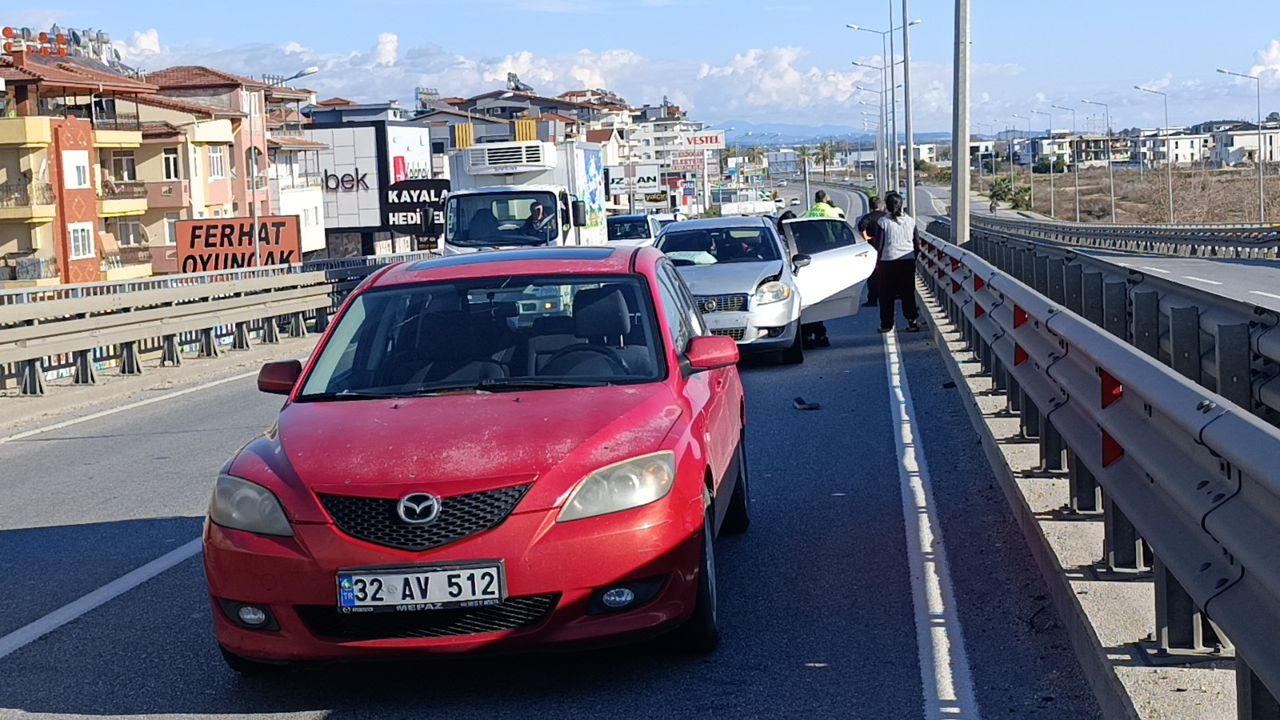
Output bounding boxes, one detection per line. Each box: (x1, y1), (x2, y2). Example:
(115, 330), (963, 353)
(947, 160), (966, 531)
(175, 216), (302, 272)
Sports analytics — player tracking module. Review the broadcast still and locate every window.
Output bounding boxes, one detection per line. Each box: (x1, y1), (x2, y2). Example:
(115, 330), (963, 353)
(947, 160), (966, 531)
(165, 212), (180, 245)
(241, 90), (260, 117)
(112, 218), (144, 246)
(213, 208), (222, 218)
(163, 147), (181, 180)
(655, 263), (693, 352)
(208, 146), (226, 178)
(68, 222), (95, 260)
(111, 151), (137, 182)
(656, 226), (781, 267)
(190, 148), (200, 178)
(785, 219), (859, 256)
(62, 150), (90, 189)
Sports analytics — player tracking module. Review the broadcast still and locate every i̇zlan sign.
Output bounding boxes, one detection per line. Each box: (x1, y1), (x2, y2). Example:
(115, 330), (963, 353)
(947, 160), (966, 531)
(175, 216), (303, 272)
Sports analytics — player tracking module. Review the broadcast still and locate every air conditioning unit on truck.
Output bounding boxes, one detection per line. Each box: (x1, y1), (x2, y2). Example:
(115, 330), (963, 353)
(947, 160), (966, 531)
(443, 140), (607, 255)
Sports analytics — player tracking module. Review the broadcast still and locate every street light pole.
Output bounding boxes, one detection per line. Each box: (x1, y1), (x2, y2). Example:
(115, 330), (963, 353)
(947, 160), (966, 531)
(901, 0), (916, 212)
(1052, 104), (1080, 221)
(1032, 109), (1054, 218)
(1012, 113), (1033, 211)
(1135, 86), (1174, 223)
(951, 0), (971, 247)
(1218, 68), (1266, 223)
(1083, 99), (1116, 222)
(849, 20), (921, 192)
(887, 0), (898, 190)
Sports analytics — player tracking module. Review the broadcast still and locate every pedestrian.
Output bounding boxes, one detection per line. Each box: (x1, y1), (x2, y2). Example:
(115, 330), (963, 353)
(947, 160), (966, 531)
(873, 191), (923, 334)
(805, 190), (843, 219)
(857, 195), (887, 307)
(989, 196), (998, 214)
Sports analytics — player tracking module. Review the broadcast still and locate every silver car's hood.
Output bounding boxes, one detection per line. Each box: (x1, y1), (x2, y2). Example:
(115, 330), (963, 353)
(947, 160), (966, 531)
(675, 260), (784, 297)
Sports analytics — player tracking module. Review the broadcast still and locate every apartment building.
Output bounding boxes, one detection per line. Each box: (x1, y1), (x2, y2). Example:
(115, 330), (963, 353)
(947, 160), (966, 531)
(0, 48), (157, 286)
(264, 85), (325, 256)
(1131, 132), (1209, 167)
(1210, 125), (1280, 167)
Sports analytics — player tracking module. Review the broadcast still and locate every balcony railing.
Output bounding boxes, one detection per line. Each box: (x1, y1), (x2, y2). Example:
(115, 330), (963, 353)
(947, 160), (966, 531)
(0, 182), (55, 208)
(98, 181), (148, 201)
(92, 113), (141, 131)
(274, 173), (322, 191)
(33, 103), (141, 130)
(102, 245), (153, 270)
(2, 255), (58, 282)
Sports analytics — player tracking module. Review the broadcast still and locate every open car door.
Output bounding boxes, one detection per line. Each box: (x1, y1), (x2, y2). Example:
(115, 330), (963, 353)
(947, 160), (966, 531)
(781, 218), (877, 323)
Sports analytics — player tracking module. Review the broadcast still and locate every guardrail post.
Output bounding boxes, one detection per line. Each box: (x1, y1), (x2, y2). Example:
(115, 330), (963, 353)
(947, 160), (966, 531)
(1216, 323), (1254, 411)
(1103, 281), (1130, 341)
(120, 341), (143, 375)
(286, 312), (307, 338)
(1007, 376), (1023, 414)
(1067, 450), (1103, 514)
(992, 356), (1008, 395)
(198, 328), (219, 358)
(315, 306), (330, 334)
(160, 335), (182, 367)
(1154, 556), (1229, 656)
(1046, 258), (1066, 304)
(261, 317), (280, 344)
(1170, 306), (1202, 383)
(1033, 254), (1050, 295)
(1039, 415), (1066, 472)
(1083, 272), (1105, 328)
(1064, 264), (1084, 315)
(1021, 400), (1042, 439)
(72, 349), (97, 385)
(1237, 658), (1280, 720)
(232, 322), (252, 351)
(1133, 291), (1161, 359)
(18, 359), (45, 396)
(1104, 495), (1152, 573)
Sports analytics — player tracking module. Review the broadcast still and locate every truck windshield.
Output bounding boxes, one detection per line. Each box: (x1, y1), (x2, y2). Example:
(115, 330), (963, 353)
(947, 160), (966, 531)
(446, 191), (559, 247)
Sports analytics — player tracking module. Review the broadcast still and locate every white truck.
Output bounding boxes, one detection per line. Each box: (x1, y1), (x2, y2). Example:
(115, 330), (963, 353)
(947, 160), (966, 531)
(443, 140), (607, 255)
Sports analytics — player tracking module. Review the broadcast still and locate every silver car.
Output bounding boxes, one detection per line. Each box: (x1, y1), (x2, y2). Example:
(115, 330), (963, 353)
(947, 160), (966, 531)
(655, 216), (875, 363)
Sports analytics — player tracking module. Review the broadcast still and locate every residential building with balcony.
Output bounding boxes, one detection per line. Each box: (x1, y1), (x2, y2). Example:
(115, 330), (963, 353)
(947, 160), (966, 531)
(1131, 131), (1208, 167)
(1210, 124), (1280, 167)
(0, 49), (157, 286)
(264, 84), (325, 256)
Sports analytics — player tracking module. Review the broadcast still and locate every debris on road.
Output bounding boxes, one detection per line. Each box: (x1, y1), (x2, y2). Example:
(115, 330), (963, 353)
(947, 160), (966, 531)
(793, 397), (821, 411)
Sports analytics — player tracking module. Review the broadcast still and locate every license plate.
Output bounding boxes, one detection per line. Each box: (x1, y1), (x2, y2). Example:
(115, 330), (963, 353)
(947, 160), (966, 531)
(703, 313), (746, 330)
(337, 562), (505, 613)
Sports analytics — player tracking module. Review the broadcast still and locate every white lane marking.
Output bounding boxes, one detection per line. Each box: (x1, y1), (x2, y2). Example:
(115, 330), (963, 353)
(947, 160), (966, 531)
(0, 538), (202, 661)
(1138, 266), (1172, 275)
(1, 369), (258, 444)
(883, 330), (982, 720)
(1182, 276), (1224, 286)
(1250, 290), (1280, 301)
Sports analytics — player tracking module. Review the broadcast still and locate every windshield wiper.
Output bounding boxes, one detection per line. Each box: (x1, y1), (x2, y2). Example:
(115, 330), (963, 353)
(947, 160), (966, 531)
(294, 390), (404, 402)
(413, 378), (608, 395)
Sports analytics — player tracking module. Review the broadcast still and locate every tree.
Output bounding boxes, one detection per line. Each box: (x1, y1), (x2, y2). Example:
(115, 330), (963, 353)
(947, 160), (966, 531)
(816, 142), (835, 176)
(796, 145), (814, 174)
(1268, 111), (1280, 123)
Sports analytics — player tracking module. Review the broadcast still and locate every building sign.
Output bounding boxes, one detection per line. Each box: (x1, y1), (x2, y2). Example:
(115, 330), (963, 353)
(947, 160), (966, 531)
(386, 125), (433, 183)
(306, 125), (382, 229)
(385, 179), (450, 236)
(175, 216), (302, 272)
(683, 131), (725, 150)
(672, 152), (704, 172)
(644, 191), (670, 204)
(605, 164), (661, 194)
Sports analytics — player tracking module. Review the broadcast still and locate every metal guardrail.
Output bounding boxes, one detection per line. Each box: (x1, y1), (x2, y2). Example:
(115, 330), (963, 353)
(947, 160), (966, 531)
(916, 231), (1280, 719)
(0, 250), (438, 395)
(971, 214), (1280, 259)
(951, 221), (1280, 427)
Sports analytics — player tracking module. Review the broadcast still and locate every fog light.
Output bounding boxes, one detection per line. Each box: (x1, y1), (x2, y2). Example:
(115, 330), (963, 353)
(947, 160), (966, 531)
(601, 587), (636, 608)
(237, 605), (269, 626)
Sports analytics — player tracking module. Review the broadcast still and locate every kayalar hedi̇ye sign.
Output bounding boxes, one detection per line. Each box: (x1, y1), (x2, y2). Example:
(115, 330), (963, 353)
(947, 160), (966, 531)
(175, 216), (303, 272)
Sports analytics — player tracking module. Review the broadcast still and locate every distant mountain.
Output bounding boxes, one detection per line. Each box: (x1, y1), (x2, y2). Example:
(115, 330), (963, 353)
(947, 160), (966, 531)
(722, 120), (954, 147)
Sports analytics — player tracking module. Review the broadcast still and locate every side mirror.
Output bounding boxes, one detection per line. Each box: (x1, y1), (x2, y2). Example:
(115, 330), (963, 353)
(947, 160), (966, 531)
(571, 200), (588, 227)
(258, 359), (302, 395)
(792, 253), (812, 270)
(685, 335), (739, 372)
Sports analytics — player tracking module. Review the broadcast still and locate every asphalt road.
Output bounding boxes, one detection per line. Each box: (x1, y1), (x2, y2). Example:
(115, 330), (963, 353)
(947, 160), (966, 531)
(0, 305), (1100, 718)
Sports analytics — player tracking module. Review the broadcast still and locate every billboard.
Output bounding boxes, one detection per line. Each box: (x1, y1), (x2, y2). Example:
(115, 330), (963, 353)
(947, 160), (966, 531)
(672, 152), (704, 172)
(605, 164), (661, 195)
(175, 216), (302, 272)
(306, 125), (382, 230)
(683, 131), (725, 150)
(385, 179), (450, 236)
(386, 125), (433, 184)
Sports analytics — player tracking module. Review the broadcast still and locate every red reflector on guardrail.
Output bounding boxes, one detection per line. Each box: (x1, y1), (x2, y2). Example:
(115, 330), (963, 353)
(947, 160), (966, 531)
(1100, 370), (1123, 409)
(952, 280), (960, 295)
(974, 277), (985, 292)
(1014, 305), (1027, 329)
(951, 259), (961, 272)
(1102, 431), (1124, 467)
(1014, 344), (1028, 366)
(974, 303), (986, 319)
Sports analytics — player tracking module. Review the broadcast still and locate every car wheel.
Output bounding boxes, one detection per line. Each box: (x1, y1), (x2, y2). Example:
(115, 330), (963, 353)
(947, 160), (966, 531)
(780, 323), (805, 365)
(220, 646), (287, 676)
(678, 506), (721, 654)
(722, 434), (750, 535)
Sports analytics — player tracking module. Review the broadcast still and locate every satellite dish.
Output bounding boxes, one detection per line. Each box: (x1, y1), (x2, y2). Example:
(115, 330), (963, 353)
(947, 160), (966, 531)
(70, 30), (81, 45)
(111, 48), (121, 62)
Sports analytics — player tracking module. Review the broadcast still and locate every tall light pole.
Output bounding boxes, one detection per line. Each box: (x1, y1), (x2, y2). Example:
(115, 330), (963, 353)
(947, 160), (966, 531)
(862, 109), (883, 190)
(1135, 86), (1174, 224)
(252, 66), (319, 266)
(975, 121), (996, 189)
(849, 19), (921, 192)
(951, 0), (971, 247)
(900, 5), (918, 211)
(1032, 109), (1054, 218)
(887, 0), (898, 191)
(1006, 122), (1016, 194)
(1082, 99), (1116, 222)
(858, 93), (886, 192)
(1218, 68), (1266, 223)
(1051, 104), (1080, 221)
(1012, 113), (1034, 210)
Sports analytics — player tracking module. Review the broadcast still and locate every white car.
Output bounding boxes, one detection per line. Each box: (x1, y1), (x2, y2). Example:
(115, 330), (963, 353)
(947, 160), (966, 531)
(655, 216), (876, 363)
(606, 213), (661, 247)
(789, 198), (801, 206)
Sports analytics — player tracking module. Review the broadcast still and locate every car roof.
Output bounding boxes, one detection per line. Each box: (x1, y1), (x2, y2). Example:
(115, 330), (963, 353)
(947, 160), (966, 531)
(608, 214), (651, 222)
(661, 216), (770, 232)
(369, 246), (662, 288)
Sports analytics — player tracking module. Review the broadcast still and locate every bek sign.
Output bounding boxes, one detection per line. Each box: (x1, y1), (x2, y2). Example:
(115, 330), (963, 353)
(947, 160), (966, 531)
(323, 168), (370, 191)
(385, 179), (450, 236)
(683, 131), (725, 150)
(176, 216), (302, 272)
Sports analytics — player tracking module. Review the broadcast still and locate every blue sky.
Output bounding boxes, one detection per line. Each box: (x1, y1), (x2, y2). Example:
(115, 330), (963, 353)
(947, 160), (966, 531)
(11, 1), (1280, 132)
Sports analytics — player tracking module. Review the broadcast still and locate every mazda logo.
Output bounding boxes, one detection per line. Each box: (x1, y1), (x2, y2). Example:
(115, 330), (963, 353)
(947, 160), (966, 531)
(397, 493), (441, 525)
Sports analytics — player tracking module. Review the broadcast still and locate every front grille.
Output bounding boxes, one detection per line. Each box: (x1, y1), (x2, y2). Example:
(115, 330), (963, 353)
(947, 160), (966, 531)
(297, 594), (559, 640)
(319, 485), (530, 552)
(695, 293), (748, 314)
(711, 327), (746, 341)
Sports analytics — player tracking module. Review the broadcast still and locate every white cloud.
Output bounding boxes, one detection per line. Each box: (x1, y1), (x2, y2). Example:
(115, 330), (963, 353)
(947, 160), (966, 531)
(373, 33), (398, 67)
(1250, 39), (1280, 87)
(114, 28), (163, 60)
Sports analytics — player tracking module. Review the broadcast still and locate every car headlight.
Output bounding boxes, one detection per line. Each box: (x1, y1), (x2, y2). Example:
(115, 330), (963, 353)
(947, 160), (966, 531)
(209, 475), (293, 537)
(754, 280), (793, 305)
(558, 451), (676, 522)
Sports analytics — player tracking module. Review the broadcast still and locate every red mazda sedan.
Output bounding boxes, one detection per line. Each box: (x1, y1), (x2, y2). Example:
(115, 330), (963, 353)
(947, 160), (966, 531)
(204, 246), (749, 672)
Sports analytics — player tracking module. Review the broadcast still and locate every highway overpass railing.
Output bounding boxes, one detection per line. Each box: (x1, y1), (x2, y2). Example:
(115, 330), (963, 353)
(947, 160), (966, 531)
(971, 214), (1280, 259)
(0, 251), (436, 396)
(917, 230), (1280, 719)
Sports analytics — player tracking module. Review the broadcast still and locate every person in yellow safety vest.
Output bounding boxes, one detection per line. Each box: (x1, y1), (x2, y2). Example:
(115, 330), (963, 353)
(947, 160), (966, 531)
(804, 190), (846, 219)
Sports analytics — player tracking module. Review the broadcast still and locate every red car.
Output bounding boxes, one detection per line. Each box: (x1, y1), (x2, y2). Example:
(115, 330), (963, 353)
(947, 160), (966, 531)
(204, 246), (749, 672)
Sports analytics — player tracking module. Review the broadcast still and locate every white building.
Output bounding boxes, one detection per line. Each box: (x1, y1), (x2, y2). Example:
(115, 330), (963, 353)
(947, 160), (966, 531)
(1211, 126), (1280, 167)
(1131, 132), (1209, 167)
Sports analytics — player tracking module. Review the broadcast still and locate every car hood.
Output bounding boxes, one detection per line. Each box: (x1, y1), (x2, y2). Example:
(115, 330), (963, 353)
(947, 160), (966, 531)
(231, 384), (683, 519)
(675, 260), (784, 297)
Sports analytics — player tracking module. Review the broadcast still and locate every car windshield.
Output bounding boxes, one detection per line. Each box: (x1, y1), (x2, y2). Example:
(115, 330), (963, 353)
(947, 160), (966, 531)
(608, 217), (652, 241)
(297, 275), (665, 400)
(445, 191), (559, 247)
(785, 220), (859, 255)
(656, 226), (781, 267)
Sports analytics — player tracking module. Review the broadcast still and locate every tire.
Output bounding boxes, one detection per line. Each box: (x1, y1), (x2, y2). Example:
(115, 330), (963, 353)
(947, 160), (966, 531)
(220, 646), (287, 676)
(722, 436), (750, 535)
(780, 322), (805, 365)
(677, 507), (721, 654)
